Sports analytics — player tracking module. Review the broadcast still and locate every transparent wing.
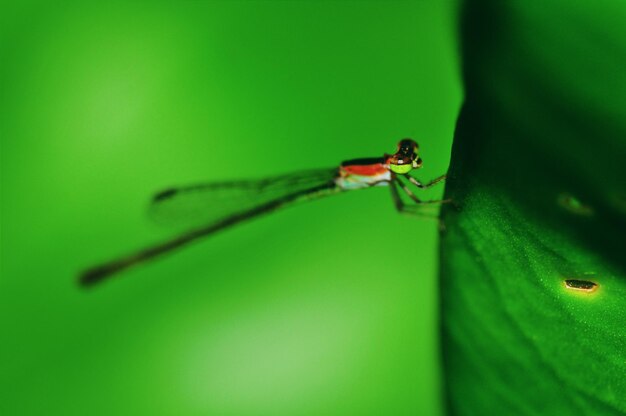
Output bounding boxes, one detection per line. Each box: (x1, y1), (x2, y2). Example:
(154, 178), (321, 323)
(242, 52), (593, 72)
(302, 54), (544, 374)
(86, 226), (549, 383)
(80, 168), (340, 287)
(149, 168), (339, 229)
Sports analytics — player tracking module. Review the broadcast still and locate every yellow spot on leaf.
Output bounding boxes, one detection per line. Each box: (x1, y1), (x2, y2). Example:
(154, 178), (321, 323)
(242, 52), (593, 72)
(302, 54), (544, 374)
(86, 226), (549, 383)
(564, 279), (598, 293)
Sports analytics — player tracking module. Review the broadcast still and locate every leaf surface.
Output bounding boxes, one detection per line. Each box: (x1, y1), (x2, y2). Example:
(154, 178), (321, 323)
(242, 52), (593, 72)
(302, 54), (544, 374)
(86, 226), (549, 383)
(440, 1), (626, 414)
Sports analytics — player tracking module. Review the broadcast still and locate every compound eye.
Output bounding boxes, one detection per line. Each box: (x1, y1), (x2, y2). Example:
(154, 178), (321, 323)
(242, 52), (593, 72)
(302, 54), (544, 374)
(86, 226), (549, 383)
(397, 139), (413, 150)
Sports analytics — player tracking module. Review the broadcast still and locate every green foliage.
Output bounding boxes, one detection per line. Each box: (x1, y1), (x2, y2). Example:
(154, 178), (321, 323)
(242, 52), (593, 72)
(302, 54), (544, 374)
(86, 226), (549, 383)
(440, 1), (626, 414)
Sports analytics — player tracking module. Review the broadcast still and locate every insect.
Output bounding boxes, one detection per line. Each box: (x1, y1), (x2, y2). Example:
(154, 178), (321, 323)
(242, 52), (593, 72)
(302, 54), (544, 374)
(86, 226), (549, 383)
(80, 138), (448, 287)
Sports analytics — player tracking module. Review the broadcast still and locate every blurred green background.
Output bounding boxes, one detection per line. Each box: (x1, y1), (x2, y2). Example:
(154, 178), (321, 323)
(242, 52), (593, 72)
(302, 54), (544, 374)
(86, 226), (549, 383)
(0, 2), (461, 415)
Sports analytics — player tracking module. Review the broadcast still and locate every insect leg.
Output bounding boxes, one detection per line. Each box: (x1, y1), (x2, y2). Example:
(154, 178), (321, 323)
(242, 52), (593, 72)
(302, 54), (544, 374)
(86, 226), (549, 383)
(389, 178), (405, 211)
(389, 180), (442, 224)
(395, 176), (451, 205)
(405, 174), (447, 190)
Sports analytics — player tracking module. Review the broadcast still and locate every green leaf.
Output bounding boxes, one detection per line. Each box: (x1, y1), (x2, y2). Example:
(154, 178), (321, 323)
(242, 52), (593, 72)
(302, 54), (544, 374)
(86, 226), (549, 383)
(440, 1), (626, 414)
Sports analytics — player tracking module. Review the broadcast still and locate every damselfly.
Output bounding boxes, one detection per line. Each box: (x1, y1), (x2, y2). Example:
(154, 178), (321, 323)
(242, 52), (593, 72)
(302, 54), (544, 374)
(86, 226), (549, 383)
(80, 139), (448, 287)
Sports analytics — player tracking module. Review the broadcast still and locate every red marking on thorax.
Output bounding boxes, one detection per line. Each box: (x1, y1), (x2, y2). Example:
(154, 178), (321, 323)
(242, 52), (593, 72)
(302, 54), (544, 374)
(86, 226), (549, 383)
(341, 163), (387, 176)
